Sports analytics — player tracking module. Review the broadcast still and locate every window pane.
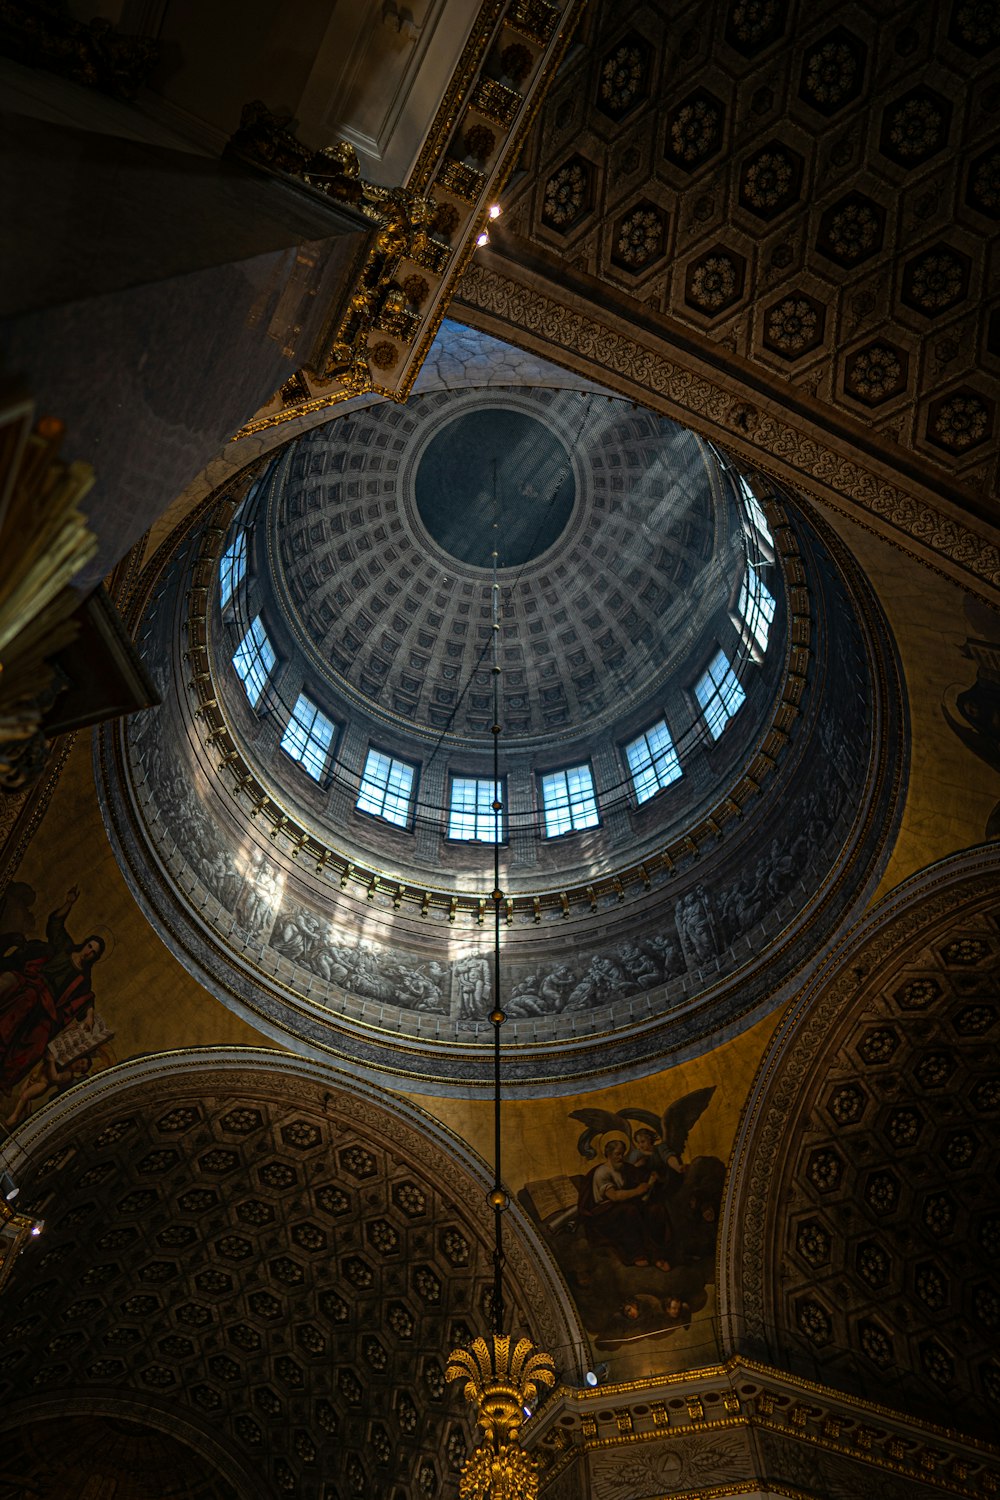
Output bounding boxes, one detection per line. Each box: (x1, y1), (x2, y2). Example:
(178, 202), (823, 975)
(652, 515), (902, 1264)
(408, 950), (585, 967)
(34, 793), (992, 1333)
(739, 475), (773, 544)
(357, 749), (415, 827)
(219, 530), (247, 607)
(624, 719), (681, 805)
(739, 561), (776, 652)
(449, 777), (502, 842)
(232, 615), (275, 709)
(281, 694), (336, 782)
(541, 764), (599, 837)
(695, 649), (746, 741)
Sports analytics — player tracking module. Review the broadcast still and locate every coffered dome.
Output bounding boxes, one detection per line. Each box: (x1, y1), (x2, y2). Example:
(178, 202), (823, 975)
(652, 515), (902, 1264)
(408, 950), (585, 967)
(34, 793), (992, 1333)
(261, 386), (727, 747)
(99, 331), (905, 1093)
(206, 384), (786, 901)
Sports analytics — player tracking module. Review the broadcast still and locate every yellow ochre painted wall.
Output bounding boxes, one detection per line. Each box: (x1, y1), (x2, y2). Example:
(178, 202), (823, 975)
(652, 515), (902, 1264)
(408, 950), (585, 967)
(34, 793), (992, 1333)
(2, 732), (268, 1110)
(818, 504), (1000, 902)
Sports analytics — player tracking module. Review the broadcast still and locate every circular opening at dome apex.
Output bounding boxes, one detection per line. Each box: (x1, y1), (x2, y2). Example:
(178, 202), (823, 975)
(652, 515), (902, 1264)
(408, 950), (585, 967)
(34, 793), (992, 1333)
(413, 407), (576, 568)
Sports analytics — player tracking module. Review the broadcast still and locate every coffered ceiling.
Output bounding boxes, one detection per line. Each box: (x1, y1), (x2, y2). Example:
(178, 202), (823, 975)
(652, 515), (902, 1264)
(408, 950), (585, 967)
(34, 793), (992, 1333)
(267, 388), (719, 744)
(496, 0), (1000, 523)
(0, 1069), (568, 1500)
(726, 845), (1000, 1446)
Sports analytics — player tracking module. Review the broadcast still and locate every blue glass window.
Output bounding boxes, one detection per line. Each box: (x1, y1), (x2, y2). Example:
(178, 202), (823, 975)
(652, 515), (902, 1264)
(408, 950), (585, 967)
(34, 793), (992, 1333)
(541, 764), (600, 836)
(281, 695), (336, 782)
(738, 475), (773, 545)
(449, 777), (503, 842)
(625, 720), (682, 805)
(219, 530), (247, 608)
(739, 561), (776, 652)
(695, 649), (746, 740)
(357, 749), (416, 828)
(232, 616), (275, 710)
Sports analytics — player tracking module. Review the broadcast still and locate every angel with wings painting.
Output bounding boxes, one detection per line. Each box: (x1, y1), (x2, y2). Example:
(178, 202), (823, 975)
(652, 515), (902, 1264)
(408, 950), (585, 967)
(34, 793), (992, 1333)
(519, 1085), (723, 1345)
(570, 1087), (718, 1270)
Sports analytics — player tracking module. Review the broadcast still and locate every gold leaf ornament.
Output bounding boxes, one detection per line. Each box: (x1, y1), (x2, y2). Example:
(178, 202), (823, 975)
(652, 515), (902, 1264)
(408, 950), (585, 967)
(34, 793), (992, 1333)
(460, 1441), (539, 1500)
(446, 1335), (556, 1500)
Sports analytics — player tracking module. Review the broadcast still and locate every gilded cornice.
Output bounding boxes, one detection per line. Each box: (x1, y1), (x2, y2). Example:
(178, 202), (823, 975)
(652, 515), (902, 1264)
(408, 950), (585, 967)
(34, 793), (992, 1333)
(528, 1356), (1000, 1498)
(233, 0), (587, 440)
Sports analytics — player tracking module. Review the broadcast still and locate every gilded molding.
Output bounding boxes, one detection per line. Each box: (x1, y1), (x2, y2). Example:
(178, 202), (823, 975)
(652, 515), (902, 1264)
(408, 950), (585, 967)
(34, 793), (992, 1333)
(234, 0), (587, 441)
(528, 1355), (1000, 1498)
(406, 0), (510, 195)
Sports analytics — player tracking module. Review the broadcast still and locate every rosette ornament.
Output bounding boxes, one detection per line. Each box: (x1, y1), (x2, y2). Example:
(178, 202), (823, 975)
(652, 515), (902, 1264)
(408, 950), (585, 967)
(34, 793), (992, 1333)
(445, 1334), (556, 1499)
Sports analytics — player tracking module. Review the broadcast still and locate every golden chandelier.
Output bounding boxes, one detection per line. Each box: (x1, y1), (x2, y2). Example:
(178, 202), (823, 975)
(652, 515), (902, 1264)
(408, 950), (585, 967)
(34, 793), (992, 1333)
(446, 1334), (556, 1500)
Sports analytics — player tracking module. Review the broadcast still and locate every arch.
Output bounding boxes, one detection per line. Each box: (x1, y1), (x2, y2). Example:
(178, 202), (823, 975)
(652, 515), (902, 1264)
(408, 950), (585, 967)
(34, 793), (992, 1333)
(0, 1401), (268, 1500)
(2, 1048), (586, 1496)
(720, 841), (1000, 1437)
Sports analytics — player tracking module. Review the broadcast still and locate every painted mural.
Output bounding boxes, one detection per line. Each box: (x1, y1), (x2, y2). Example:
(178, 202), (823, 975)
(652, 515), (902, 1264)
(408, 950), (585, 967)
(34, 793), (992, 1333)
(518, 1086), (723, 1354)
(0, 880), (117, 1126)
(942, 597), (1000, 838)
(128, 690), (861, 1034)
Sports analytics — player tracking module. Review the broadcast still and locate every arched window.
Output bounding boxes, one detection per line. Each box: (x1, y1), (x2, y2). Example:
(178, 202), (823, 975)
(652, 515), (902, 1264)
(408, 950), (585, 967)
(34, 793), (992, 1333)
(737, 473), (773, 546)
(739, 561), (776, 652)
(281, 695), (337, 782)
(219, 530), (247, 607)
(449, 777), (504, 842)
(232, 616), (275, 710)
(357, 749), (416, 828)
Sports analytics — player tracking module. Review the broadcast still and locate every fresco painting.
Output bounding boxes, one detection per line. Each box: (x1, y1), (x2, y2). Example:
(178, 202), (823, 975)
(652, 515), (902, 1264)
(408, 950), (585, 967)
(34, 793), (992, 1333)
(0, 880), (117, 1126)
(419, 1007), (786, 1378)
(518, 1086), (724, 1357)
(942, 597), (1000, 839)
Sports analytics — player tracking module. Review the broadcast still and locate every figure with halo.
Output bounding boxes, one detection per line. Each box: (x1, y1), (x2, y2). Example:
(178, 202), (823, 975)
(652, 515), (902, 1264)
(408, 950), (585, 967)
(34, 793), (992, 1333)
(0, 885), (112, 1096)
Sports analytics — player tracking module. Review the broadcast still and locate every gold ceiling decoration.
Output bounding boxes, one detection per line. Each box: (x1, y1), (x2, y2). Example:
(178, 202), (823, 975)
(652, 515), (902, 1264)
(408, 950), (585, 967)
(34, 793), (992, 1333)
(0, 1197), (43, 1297)
(446, 1334), (556, 1499)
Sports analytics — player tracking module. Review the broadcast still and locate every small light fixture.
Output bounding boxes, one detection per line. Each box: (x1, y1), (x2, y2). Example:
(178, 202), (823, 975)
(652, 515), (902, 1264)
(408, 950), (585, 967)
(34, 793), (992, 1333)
(30, 1223), (43, 1238)
(1, 1171), (18, 1203)
(488, 203), (502, 219)
(476, 230), (490, 247)
(585, 1362), (609, 1387)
